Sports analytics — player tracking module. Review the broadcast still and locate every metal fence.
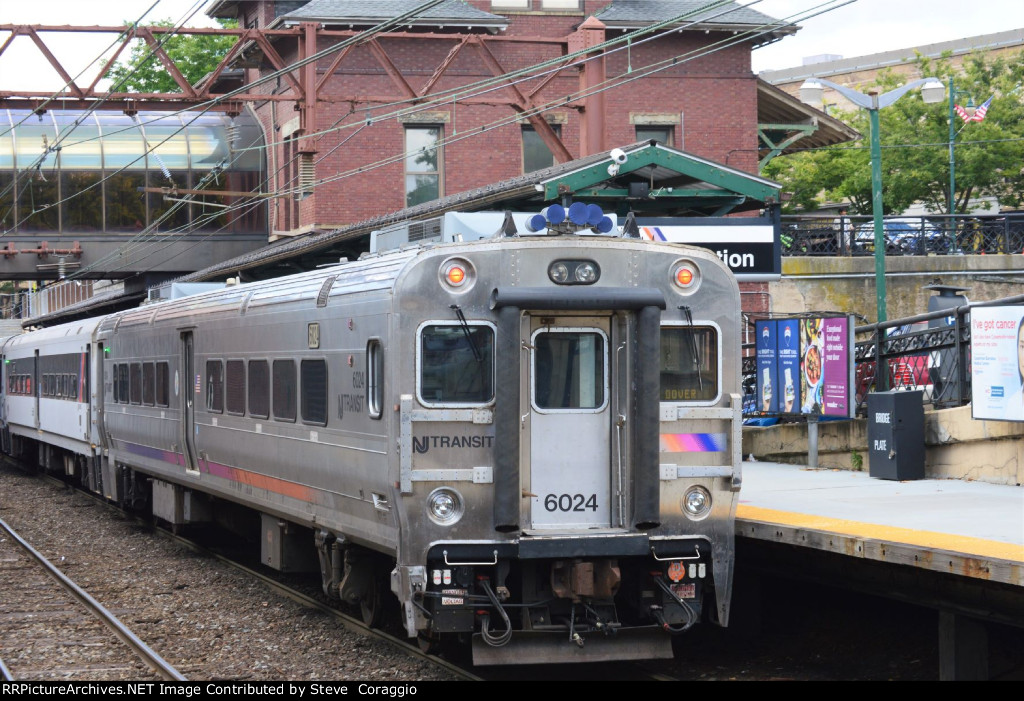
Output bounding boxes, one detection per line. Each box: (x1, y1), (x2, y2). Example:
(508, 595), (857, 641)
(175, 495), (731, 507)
(742, 294), (1024, 419)
(782, 213), (1024, 257)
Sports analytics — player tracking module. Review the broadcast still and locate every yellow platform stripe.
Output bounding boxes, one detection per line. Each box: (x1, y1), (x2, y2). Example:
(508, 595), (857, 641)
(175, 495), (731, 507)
(737, 504), (1024, 564)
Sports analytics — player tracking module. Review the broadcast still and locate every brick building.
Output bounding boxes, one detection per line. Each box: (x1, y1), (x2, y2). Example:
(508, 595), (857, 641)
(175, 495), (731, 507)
(206, 0), (795, 239)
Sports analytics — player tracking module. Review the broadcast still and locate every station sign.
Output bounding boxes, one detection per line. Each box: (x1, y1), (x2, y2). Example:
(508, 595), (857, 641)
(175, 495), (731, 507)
(636, 217), (780, 281)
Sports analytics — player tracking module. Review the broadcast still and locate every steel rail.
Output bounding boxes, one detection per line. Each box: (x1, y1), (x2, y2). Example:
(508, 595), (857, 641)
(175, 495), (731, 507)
(0, 515), (187, 681)
(33, 470), (481, 682)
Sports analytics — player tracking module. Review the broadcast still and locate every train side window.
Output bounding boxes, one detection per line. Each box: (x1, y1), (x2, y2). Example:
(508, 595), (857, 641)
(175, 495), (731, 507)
(112, 364), (119, 403)
(248, 360), (269, 419)
(300, 359), (327, 426)
(659, 326), (720, 402)
(272, 359), (296, 422)
(206, 360), (224, 413)
(418, 324), (494, 406)
(226, 360), (245, 415)
(142, 363), (155, 406)
(118, 364), (129, 403)
(129, 363), (143, 405)
(367, 339), (383, 419)
(155, 362), (169, 407)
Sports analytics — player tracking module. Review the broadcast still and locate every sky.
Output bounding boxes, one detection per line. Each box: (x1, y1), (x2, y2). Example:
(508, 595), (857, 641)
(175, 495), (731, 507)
(1, 0), (1024, 90)
(751, 0), (1024, 72)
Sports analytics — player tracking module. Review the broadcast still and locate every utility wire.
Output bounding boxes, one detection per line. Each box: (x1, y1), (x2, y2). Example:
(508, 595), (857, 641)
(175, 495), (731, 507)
(52, 0), (848, 283)
(18, 1), (850, 288)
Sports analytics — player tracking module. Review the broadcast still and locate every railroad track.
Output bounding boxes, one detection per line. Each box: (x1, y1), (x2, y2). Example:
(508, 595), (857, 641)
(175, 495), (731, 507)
(155, 527), (482, 682)
(0, 515), (185, 682)
(0, 463), (477, 682)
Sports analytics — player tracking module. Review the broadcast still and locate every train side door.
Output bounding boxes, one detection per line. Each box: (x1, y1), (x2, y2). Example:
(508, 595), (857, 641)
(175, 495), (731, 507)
(180, 330), (199, 473)
(33, 349), (39, 429)
(526, 316), (612, 530)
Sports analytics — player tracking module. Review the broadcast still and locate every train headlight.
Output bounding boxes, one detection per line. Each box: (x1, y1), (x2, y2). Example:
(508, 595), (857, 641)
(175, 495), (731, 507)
(670, 260), (701, 295)
(681, 486), (712, 520)
(548, 259), (600, 285)
(439, 258), (475, 292)
(575, 262), (598, 283)
(427, 487), (464, 525)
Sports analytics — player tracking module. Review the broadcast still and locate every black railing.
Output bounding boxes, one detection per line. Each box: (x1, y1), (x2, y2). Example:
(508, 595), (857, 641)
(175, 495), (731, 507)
(741, 293), (1024, 419)
(781, 213), (1024, 257)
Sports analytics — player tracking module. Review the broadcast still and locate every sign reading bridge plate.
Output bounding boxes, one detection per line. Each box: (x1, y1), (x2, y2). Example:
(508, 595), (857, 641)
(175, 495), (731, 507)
(637, 217), (779, 282)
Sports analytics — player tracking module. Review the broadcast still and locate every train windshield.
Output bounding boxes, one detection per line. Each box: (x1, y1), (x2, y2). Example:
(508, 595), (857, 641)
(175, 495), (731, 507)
(419, 324), (495, 405)
(532, 331), (606, 410)
(660, 326), (719, 402)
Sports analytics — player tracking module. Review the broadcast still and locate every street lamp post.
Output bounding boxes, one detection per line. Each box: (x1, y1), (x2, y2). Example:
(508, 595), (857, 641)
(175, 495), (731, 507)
(947, 77), (975, 215)
(799, 77), (945, 328)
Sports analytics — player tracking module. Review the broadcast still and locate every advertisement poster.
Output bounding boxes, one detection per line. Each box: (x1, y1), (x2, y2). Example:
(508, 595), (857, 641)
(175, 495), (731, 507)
(820, 317), (852, 417)
(777, 319), (801, 413)
(800, 318), (824, 413)
(799, 316), (853, 417)
(755, 320), (778, 413)
(970, 306), (1024, 422)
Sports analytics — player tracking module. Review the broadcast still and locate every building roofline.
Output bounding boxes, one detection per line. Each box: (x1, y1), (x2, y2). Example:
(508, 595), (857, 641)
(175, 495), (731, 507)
(760, 28), (1024, 84)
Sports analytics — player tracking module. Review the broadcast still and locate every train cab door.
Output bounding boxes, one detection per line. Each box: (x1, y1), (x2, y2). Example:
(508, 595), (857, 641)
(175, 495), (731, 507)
(180, 330), (199, 474)
(526, 315), (614, 530)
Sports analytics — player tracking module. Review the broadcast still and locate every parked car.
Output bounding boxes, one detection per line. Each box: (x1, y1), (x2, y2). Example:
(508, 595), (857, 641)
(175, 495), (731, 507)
(853, 219), (950, 255)
(854, 322), (934, 404)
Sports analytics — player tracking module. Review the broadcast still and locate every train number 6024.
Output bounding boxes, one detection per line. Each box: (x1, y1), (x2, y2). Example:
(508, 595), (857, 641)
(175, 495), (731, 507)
(543, 493), (598, 512)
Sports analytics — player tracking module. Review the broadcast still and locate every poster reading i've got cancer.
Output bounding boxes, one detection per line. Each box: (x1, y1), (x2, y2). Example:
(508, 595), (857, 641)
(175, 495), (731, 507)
(971, 305), (1024, 422)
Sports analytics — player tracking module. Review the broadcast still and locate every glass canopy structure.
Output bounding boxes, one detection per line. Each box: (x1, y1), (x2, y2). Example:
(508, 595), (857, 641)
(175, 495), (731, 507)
(0, 109), (267, 280)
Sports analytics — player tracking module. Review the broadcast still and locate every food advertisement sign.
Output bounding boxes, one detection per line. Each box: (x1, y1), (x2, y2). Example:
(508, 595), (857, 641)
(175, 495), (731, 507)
(755, 320), (779, 413)
(778, 319), (801, 413)
(799, 316), (854, 417)
(754, 316), (851, 416)
(970, 306), (1024, 422)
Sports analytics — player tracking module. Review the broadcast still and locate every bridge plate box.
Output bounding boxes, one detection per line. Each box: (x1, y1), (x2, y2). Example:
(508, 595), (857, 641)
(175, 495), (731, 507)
(867, 390), (924, 480)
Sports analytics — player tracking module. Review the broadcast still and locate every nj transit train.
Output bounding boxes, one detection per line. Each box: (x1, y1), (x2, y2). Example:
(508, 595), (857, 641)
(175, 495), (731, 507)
(0, 220), (743, 665)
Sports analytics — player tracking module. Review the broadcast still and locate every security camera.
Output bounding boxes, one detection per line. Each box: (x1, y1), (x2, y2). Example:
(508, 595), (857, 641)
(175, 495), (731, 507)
(609, 148), (627, 164)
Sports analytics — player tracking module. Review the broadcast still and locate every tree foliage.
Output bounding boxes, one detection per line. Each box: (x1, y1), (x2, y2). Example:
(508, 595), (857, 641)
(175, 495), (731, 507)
(764, 51), (1024, 215)
(105, 18), (238, 94)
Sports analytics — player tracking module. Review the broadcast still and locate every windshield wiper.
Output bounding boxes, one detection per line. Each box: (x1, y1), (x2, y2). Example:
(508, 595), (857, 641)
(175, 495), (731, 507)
(450, 304), (482, 363)
(680, 305), (703, 394)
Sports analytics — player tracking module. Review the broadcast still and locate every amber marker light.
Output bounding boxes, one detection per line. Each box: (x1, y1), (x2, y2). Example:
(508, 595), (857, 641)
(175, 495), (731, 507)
(671, 260), (700, 293)
(440, 258), (475, 291)
(447, 265), (465, 285)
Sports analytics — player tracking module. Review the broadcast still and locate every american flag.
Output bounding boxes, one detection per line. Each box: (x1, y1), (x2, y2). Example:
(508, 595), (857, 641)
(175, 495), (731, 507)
(955, 96), (993, 123)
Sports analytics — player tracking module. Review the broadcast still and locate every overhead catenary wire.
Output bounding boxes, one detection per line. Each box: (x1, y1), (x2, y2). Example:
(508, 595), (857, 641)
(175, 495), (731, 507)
(3, 0), (751, 257)
(52, 1), (852, 285)
(0, 0), (456, 270)
(17, 1), (854, 289)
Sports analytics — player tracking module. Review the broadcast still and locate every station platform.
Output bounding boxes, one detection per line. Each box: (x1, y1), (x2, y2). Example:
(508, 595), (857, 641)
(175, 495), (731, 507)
(735, 461), (1024, 588)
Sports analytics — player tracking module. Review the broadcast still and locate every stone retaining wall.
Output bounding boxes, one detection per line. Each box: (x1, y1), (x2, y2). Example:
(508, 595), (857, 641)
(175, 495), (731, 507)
(742, 405), (1023, 486)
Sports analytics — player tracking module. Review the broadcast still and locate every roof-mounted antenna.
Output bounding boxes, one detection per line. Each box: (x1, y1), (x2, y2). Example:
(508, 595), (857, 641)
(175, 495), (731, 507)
(495, 210), (519, 238)
(621, 211), (641, 238)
